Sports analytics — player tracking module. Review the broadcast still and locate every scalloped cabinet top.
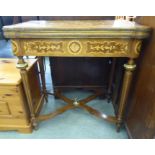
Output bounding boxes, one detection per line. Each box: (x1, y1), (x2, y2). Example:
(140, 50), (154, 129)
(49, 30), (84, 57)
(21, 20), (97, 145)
(3, 20), (151, 39)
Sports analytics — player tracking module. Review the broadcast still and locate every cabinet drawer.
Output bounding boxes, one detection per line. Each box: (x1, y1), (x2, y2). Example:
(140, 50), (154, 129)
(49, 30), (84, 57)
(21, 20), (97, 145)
(0, 86), (19, 98)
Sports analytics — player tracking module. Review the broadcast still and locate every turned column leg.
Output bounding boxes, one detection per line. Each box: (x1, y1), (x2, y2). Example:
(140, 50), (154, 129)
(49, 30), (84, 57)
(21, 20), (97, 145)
(116, 59), (136, 132)
(38, 57), (48, 102)
(16, 56), (37, 129)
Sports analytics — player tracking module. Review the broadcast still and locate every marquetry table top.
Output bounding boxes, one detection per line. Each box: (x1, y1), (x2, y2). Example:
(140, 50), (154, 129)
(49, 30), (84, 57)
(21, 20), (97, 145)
(3, 20), (151, 39)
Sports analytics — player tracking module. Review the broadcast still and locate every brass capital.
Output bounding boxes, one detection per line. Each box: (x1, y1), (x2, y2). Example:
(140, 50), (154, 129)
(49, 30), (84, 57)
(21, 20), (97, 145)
(16, 62), (28, 69)
(124, 63), (136, 71)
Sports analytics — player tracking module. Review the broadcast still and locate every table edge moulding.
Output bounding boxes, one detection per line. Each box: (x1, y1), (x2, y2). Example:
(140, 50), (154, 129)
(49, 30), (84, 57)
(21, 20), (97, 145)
(3, 19), (151, 132)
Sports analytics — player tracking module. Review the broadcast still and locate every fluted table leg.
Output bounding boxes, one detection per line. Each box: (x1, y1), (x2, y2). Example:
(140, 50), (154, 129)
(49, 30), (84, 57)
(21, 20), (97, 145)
(16, 56), (37, 129)
(116, 59), (136, 132)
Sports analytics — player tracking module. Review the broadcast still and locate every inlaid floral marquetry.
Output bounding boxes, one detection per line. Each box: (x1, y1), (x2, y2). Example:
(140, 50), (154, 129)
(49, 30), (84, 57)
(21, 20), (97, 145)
(23, 40), (64, 54)
(87, 41), (128, 54)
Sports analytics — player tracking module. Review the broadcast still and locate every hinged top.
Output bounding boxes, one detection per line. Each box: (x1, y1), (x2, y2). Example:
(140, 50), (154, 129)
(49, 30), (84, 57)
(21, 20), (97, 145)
(3, 20), (151, 39)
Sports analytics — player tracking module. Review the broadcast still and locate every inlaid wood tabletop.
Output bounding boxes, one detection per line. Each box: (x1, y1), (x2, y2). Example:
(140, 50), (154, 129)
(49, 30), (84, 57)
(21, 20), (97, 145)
(3, 20), (150, 39)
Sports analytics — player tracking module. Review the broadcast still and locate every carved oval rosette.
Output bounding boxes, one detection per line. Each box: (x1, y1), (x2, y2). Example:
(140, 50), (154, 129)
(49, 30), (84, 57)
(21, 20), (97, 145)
(67, 40), (82, 55)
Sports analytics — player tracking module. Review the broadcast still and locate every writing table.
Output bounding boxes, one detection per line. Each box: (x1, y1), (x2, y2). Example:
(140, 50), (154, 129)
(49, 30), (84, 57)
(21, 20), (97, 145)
(3, 20), (150, 131)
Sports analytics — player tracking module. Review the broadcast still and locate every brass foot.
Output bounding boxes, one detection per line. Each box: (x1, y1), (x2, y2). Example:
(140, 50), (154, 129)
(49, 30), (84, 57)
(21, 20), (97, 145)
(33, 123), (38, 130)
(34, 125), (38, 130)
(44, 94), (48, 103)
(32, 117), (38, 130)
(107, 94), (111, 103)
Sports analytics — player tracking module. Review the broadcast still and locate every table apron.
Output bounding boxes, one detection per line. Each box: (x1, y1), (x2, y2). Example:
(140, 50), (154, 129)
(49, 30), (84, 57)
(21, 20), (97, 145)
(11, 38), (142, 58)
